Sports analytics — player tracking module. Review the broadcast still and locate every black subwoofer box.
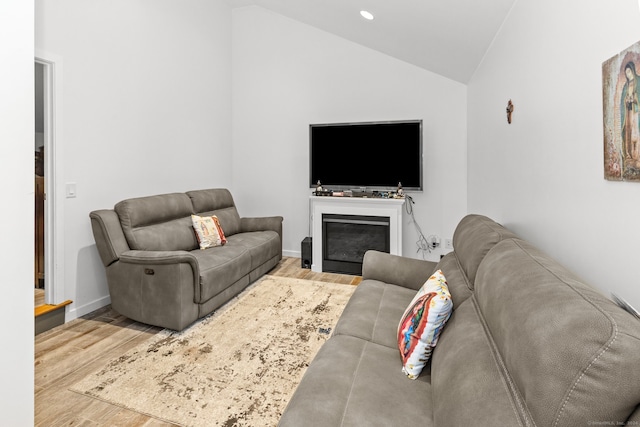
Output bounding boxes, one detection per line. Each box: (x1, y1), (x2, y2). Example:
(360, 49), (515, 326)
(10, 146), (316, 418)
(301, 237), (312, 269)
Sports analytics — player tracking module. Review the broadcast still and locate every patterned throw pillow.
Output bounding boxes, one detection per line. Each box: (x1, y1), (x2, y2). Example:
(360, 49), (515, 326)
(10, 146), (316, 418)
(398, 270), (453, 379)
(191, 215), (227, 249)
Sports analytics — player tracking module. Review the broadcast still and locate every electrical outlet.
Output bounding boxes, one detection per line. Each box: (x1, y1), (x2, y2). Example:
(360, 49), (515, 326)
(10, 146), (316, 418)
(445, 238), (453, 249)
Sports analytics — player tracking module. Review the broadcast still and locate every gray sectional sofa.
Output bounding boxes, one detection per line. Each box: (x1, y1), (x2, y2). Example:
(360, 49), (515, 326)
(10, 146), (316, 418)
(280, 214), (640, 426)
(90, 188), (282, 331)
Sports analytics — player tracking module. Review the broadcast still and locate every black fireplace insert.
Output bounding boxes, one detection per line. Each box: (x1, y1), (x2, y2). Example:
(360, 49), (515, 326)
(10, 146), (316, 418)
(322, 213), (390, 275)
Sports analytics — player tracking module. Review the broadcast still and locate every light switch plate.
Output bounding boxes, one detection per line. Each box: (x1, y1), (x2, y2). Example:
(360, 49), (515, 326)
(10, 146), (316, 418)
(66, 182), (77, 198)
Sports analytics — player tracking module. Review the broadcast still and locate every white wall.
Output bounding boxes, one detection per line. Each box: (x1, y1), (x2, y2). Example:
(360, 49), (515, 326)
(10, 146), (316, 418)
(231, 6), (468, 262)
(0, 1), (35, 423)
(35, 0), (233, 319)
(468, 0), (640, 306)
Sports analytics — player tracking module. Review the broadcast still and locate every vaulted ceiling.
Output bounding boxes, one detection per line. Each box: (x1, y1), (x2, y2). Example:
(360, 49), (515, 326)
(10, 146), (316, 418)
(227, 0), (517, 83)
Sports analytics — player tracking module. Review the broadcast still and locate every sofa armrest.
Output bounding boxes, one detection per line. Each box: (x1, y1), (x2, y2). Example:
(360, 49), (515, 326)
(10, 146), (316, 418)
(120, 250), (199, 274)
(111, 250), (200, 330)
(362, 250), (438, 291)
(90, 209), (131, 267)
(120, 249), (200, 295)
(240, 216), (283, 237)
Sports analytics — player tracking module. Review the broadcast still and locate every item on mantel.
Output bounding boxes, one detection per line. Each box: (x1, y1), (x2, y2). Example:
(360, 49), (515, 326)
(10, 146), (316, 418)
(395, 182), (405, 198)
(314, 180), (333, 196)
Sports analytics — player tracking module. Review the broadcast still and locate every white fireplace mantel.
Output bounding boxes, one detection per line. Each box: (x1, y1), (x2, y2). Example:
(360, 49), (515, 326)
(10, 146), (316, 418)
(309, 196), (405, 273)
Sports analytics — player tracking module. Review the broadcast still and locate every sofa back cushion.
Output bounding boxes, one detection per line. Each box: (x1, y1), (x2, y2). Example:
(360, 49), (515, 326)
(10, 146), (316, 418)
(429, 297), (523, 426)
(473, 239), (640, 425)
(451, 214), (519, 287)
(433, 252), (472, 310)
(115, 193), (197, 251)
(187, 189), (242, 236)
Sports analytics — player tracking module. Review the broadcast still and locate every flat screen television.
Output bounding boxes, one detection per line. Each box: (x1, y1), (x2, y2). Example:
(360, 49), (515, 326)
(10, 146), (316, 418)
(309, 120), (423, 192)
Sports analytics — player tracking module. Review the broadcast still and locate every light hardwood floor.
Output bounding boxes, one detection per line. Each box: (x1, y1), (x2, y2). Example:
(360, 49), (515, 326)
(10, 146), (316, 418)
(35, 257), (360, 426)
(35, 288), (45, 307)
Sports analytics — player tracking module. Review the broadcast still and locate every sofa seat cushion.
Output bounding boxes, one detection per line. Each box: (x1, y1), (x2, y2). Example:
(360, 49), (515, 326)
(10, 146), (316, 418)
(226, 231), (281, 270)
(190, 245), (252, 303)
(279, 335), (433, 427)
(332, 280), (417, 349)
(430, 298), (522, 426)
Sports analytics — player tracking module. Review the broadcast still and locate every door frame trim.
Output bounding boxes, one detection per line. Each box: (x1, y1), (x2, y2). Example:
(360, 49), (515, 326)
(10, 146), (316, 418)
(35, 51), (65, 305)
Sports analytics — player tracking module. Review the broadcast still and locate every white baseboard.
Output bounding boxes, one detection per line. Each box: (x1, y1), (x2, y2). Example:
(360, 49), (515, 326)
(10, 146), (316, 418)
(65, 295), (111, 322)
(283, 249), (300, 258)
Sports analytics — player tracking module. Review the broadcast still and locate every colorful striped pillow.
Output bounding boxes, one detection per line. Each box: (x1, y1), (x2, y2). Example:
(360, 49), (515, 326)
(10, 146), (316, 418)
(398, 270), (453, 379)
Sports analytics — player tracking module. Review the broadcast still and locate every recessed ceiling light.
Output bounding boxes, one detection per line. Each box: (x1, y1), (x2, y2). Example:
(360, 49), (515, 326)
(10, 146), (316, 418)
(360, 10), (374, 20)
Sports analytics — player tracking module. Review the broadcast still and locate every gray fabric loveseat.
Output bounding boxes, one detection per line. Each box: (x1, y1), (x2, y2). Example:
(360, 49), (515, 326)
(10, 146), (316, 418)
(280, 214), (640, 426)
(90, 188), (283, 331)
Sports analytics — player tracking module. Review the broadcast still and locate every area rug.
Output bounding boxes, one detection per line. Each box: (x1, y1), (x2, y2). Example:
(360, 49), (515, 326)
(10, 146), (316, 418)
(70, 275), (356, 426)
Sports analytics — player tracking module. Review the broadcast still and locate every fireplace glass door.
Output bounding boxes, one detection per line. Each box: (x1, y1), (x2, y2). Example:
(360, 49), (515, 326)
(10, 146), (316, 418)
(322, 214), (390, 275)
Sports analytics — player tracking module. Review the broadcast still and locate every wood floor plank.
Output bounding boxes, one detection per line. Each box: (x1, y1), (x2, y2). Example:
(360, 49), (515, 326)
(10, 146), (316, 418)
(105, 408), (179, 427)
(269, 257), (305, 278)
(35, 288), (45, 306)
(35, 308), (130, 353)
(74, 397), (137, 426)
(34, 257), (360, 426)
(37, 379), (134, 426)
(36, 388), (102, 427)
(35, 327), (165, 426)
(35, 320), (160, 389)
(271, 256), (361, 284)
(36, 324), (161, 394)
(141, 418), (180, 427)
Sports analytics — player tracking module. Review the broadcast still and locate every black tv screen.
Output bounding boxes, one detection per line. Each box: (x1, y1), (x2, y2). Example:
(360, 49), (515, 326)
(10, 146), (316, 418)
(309, 120), (423, 191)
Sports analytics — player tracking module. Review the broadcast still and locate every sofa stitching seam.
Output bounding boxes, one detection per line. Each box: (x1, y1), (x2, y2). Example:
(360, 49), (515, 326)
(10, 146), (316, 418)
(472, 296), (529, 427)
(370, 285), (388, 343)
(553, 327), (618, 426)
(338, 340), (367, 426)
(452, 251), (473, 292)
(478, 215), (513, 241)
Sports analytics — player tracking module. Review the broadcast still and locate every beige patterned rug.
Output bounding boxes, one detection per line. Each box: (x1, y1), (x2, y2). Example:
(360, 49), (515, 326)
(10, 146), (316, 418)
(70, 275), (356, 426)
